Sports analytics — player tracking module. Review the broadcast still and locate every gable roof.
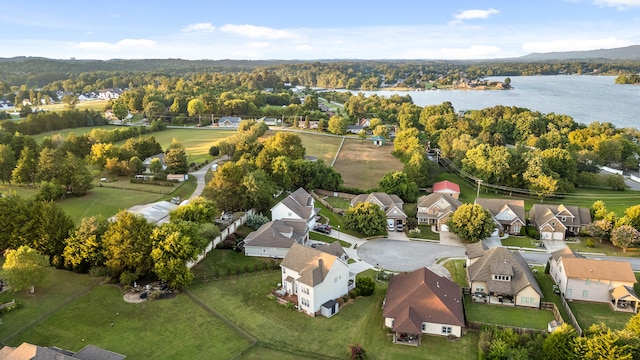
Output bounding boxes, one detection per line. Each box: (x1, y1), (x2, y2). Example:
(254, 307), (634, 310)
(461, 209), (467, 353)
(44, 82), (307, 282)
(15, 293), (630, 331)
(432, 180), (460, 194)
(383, 267), (465, 333)
(549, 246), (583, 262)
(530, 204), (592, 228)
(351, 192), (405, 217)
(417, 193), (463, 213)
(244, 219), (308, 248)
(142, 153), (165, 165)
(281, 243), (340, 287)
(465, 242), (487, 259)
(0, 343), (125, 360)
(468, 247), (542, 296)
(476, 198), (526, 225)
(560, 257), (636, 283)
(73, 345), (126, 360)
(316, 241), (347, 259)
(219, 116), (242, 124)
(272, 187), (315, 220)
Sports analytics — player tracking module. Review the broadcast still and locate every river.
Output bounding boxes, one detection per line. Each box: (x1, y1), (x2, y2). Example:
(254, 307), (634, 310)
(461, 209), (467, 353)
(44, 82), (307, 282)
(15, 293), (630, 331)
(351, 76), (639, 129)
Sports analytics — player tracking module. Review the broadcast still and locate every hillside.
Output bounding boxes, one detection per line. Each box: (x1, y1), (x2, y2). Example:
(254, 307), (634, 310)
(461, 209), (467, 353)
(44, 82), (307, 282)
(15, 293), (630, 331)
(518, 45), (640, 61)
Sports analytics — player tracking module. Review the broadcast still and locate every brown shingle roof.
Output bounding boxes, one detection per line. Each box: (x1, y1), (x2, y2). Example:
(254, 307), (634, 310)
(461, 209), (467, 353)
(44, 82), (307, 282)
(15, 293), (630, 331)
(317, 241), (347, 259)
(530, 204), (591, 229)
(416, 193), (462, 218)
(465, 242), (487, 259)
(561, 257), (636, 283)
(383, 267), (465, 332)
(244, 219), (308, 248)
(476, 198), (526, 225)
(280, 243), (338, 287)
(550, 246), (583, 262)
(467, 247), (542, 296)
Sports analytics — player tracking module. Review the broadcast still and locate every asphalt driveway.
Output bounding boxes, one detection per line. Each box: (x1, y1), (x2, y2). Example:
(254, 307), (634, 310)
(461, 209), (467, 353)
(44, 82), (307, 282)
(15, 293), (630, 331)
(357, 239), (466, 272)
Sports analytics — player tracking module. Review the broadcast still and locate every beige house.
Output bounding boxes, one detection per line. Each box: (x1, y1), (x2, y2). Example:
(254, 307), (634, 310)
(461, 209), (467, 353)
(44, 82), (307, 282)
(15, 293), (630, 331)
(243, 219), (309, 258)
(467, 245), (542, 308)
(529, 204), (591, 241)
(416, 193), (462, 231)
(476, 199), (526, 236)
(350, 192), (407, 228)
(549, 247), (638, 312)
(383, 267), (465, 345)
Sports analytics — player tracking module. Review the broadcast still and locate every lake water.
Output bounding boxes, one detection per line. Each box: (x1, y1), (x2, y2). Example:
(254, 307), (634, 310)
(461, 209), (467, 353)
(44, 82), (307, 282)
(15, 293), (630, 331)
(355, 76), (639, 129)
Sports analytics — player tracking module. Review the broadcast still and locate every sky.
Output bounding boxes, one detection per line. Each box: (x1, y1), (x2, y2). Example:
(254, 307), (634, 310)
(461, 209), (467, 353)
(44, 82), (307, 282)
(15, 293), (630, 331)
(1, 0), (640, 61)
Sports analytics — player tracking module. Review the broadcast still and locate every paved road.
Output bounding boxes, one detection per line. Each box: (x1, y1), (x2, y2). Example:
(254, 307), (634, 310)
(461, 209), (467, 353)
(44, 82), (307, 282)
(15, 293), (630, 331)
(357, 239), (466, 272)
(188, 155), (229, 200)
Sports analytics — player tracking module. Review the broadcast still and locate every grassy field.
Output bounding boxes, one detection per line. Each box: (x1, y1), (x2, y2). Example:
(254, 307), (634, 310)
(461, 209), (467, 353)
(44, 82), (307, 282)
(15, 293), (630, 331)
(294, 131), (343, 164)
(464, 295), (555, 330)
(322, 196), (351, 209)
(569, 301), (633, 330)
(30, 125), (119, 143)
(57, 187), (163, 223)
(501, 236), (543, 249)
(333, 139), (404, 190)
(442, 259), (468, 288)
(189, 271), (479, 359)
(11, 285), (250, 359)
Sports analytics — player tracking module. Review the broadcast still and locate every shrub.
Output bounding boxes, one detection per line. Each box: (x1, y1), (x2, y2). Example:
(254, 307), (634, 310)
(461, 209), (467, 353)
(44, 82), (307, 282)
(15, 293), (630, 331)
(349, 289), (359, 299)
(0, 301), (22, 314)
(209, 145), (220, 157)
(119, 271), (138, 287)
(525, 226), (540, 239)
(89, 266), (111, 277)
(246, 213), (270, 230)
(586, 239), (596, 248)
(356, 276), (375, 296)
(342, 294), (350, 303)
(336, 297), (345, 305)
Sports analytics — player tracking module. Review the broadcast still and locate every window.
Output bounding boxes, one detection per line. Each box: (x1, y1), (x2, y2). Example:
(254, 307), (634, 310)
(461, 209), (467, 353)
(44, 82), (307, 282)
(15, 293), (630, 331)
(561, 216), (566, 222)
(301, 287), (309, 295)
(301, 298), (309, 307)
(282, 268), (286, 274)
(583, 290), (589, 298)
(585, 279), (591, 285)
(520, 297), (534, 304)
(422, 324), (426, 331)
(475, 286), (484, 292)
(442, 326), (452, 335)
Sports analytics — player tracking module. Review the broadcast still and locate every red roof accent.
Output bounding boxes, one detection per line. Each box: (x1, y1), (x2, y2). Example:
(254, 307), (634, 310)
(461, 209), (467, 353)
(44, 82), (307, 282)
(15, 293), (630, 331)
(433, 180), (460, 194)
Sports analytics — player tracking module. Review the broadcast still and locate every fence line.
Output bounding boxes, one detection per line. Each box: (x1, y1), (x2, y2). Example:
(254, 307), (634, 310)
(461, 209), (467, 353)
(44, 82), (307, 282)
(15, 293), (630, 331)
(310, 190), (347, 215)
(559, 297), (583, 336)
(466, 321), (547, 335)
(186, 209), (254, 269)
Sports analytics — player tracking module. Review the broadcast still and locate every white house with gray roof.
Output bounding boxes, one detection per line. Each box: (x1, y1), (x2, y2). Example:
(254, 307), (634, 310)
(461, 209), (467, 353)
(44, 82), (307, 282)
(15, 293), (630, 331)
(271, 187), (318, 229)
(243, 219), (309, 258)
(529, 204), (591, 241)
(280, 243), (353, 317)
(467, 246), (542, 308)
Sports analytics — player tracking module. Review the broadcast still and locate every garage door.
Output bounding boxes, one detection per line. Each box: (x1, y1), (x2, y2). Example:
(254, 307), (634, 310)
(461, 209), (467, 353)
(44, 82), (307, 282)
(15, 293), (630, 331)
(441, 224), (449, 232)
(541, 232), (552, 240)
(552, 232), (564, 240)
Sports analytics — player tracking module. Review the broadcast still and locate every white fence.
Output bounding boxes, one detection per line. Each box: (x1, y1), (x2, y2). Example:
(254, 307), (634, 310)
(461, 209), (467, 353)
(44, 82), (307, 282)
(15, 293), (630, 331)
(186, 209), (254, 269)
(599, 166), (624, 175)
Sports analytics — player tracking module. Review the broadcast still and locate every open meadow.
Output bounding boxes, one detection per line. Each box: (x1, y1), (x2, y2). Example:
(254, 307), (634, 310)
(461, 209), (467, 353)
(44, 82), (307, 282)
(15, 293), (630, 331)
(333, 138), (404, 190)
(261, 130), (343, 165)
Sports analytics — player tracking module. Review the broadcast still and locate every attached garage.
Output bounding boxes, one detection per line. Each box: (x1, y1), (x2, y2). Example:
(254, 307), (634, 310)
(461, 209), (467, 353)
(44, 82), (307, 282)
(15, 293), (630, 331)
(541, 231), (552, 240)
(552, 232), (564, 240)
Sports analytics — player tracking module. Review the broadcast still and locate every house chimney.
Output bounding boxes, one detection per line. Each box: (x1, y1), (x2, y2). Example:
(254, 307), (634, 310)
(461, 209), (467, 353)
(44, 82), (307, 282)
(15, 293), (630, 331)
(318, 258), (324, 271)
(437, 281), (440, 288)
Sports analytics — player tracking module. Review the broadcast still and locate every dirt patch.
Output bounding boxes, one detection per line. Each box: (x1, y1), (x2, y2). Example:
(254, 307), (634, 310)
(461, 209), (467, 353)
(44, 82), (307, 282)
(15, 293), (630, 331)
(123, 291), (147, 303)
(333, 139), (403, 190)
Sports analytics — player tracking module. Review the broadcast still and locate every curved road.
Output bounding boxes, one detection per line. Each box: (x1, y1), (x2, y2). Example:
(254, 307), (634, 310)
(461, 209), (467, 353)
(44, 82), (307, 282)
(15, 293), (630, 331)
(188, 155), (228, 200)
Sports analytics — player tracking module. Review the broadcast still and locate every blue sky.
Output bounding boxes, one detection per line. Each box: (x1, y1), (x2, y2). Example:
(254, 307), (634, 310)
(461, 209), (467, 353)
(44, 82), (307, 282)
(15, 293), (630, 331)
(1, 0), (639, 60)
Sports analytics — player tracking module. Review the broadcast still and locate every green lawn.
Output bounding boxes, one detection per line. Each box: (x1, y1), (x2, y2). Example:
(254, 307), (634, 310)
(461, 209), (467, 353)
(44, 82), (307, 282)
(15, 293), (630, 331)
(568, 301), (633, 330)
(407, 225), (440, 241)
(501, 236), (542, 249)
(188, 271), (478, 359)
(442, 259), (468, 288)
(309, 232), (352, 247)
(464, 295), (555, 330)
(294, 131), (343, 165)
(190, 248), (280, 281)
(29, 125), (118, 144)
(0, 268), (100, 342)
(57, 187), (162, 223)
(12, 285), (250, 360)
(534, 269), (571, 322)
(567, 238), (630, 256)
(322, 196), (351, 209)
(0, 184), (40, 199)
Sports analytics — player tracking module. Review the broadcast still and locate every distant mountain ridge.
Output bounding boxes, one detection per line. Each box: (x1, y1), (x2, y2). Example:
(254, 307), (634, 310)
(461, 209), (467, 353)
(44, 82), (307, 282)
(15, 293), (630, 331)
(517, 45), (640, 61)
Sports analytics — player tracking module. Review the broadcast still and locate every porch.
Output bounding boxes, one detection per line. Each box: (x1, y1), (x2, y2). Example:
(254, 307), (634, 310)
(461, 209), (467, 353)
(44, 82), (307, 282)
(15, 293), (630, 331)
(393, 332), (420, 346)
(472, 293), (515, 306)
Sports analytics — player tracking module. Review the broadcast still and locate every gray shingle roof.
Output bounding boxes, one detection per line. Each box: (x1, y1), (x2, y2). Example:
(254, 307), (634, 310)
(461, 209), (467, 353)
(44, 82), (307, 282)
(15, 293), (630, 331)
(468, 247), (542, 297)
(530, 204), (591, 229)
(351, 192), (406, 218)
(476, 198), (526, 225)
(244, 219), (308, 248)
(273, 188), (315, 221)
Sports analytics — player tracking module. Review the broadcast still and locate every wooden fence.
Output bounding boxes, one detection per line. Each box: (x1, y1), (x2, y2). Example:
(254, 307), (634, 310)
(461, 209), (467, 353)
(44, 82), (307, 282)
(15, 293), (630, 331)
(467, 321), (547, 335)
(310, 190), (349, 215)
(560, 296), (583, 336)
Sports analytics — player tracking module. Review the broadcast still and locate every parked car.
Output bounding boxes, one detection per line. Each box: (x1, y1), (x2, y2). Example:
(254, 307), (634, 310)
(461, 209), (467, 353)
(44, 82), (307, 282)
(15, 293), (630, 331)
(553, 284), (561, 295)
(396, 223), (404, 232)
(313, 224), (332, 234)
(387, 219), (395, 232)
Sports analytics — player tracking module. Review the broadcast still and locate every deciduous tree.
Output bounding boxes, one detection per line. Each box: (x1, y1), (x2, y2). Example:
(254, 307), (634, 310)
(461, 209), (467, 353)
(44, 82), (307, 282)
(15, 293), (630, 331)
(344, 202), (386, 236)
(378, 171), (418, 202)
(0, 144), (15, 184)
(446, 203), (495, 243)
(102, 210), (154, 277)
(328, 115), (347, 135)
(611, 225), (640, 250)
(63, 216), (109, 272)
(2, 246), (49, 294)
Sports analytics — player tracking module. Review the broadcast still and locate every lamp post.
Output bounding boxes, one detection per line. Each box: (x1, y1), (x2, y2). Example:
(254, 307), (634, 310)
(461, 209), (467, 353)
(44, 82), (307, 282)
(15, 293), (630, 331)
(337, 225), (340, 242)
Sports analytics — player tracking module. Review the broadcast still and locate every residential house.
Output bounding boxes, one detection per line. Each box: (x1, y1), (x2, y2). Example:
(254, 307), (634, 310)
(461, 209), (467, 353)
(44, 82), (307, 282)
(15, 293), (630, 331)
(218, 116), (242, 128)
(416, 193), (463, 231)
(350, 192), (406, 228)
(271, 187), (319, 229)
(243, 219), (309, 258)
(549, 247), (638, 312)
(0, 342), (126, 360)
(529, 204), (592, 241)
(476, 199), (526, 236)
(432, 180), (461, 199)
(383, 267), (465, 345)
(280, 243), (353, 317)
(346, 125), (364, 134)
(467, 246), (542, 308)
(258, 117), (281, 126)
(357, 118), (371, 128)
(123, 201), (178, 225)
(314, 241), (349, 263)
(142, 153), (166, 173)
(98, 88), (122, 100)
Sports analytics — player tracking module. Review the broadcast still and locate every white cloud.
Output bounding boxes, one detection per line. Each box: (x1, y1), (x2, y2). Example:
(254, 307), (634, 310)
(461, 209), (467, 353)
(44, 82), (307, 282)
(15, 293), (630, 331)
(295, 44), (313, 51)
(522, 37), (633, 53)
(181, 23), (215, 33)
(594, 0), (640, 8)
(451, 8), (499, 24)
(247, 41), (269, 48)
(69, 38), (157, 52)
(220, 24), (298, 39)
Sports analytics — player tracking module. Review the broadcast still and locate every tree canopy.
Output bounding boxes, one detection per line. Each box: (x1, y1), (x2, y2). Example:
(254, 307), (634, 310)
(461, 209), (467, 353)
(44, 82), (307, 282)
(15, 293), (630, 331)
(446, 203), (496, 243)
(2, 245), (49, 293)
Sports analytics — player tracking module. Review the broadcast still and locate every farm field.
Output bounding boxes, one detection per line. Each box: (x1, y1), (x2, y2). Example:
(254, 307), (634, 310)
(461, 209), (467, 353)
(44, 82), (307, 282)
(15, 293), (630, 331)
(263, 129), (343, 165)
(333, 139), (403, 190)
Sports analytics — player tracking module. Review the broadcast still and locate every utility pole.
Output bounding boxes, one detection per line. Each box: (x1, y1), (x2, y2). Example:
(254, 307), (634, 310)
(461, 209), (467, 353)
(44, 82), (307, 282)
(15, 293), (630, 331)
(475, 179), (483, 203)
